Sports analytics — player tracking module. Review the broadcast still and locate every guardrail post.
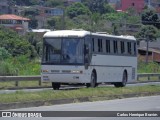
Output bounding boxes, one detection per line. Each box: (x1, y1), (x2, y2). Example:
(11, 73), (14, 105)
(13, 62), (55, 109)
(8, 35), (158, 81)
(15, 81), (18, 87)
(39, 80), (41, 86)
(148, 75), (150, 81)
(137, 76), (139, 81)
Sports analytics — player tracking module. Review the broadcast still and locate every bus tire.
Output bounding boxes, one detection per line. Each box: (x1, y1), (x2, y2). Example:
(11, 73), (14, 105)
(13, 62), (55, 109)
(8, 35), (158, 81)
(86, 71), (97, 88)
(114, 71), (127, 87)
(52, 82), (60, 90)
(90, 71), (97, 88)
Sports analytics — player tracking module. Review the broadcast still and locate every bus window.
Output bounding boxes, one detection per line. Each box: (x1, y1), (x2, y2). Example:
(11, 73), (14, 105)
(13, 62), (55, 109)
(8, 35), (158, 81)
(121, 41), (125, 54)
(62, 38), (84, 64)
(113, 40), (118, 54)
(106, 40), (110, 53)
(127, 42), (131, 54)
(43, 38), (61, 63)
(98, 39), (102, 52)
(92, 38), (94, 52)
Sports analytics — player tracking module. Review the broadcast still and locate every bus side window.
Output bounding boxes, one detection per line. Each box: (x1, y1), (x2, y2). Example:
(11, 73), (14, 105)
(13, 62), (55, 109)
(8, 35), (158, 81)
(98, 39), (102, 52)
(94, 39), (98, 52)
(106, 40), (110, 53)
(92, 38), (94, 52)
(113, 40), (118, 54)
(120, 41), (125, 54)
(127, 42), (131, 55)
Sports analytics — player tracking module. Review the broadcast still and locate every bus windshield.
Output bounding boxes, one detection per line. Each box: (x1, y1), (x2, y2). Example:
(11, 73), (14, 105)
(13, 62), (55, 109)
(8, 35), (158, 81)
(42, 38), (84, 64)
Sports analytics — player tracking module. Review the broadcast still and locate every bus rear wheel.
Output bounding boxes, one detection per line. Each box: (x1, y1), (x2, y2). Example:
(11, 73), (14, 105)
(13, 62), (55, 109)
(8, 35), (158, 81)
(86, 71), (97, 88)
(114, 71), (127, 87)
(52, 82), (60, 90)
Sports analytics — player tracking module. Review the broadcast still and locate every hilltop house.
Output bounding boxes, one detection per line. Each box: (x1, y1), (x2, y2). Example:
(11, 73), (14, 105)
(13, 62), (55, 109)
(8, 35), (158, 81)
(0, 14), (30, 35)
(138, 40), (160, 63)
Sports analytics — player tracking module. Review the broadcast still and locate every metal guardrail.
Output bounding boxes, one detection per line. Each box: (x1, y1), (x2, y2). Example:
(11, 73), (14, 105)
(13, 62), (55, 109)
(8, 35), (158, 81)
(137, 73), (160, 81)
(0, 76), (41, 87)
(0, 73), (160, 87)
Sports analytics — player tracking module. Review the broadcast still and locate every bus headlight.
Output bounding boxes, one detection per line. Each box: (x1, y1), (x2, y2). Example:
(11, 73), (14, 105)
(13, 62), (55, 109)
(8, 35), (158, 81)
(71, 70), (83, 74)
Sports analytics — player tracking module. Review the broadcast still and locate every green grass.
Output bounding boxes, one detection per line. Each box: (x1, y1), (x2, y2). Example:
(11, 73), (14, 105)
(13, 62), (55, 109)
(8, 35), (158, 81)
(0, 85), (160, 104)
(0, 56), (40, 76)
(138, 62), (160, 73)
(0, 81), (51, 89)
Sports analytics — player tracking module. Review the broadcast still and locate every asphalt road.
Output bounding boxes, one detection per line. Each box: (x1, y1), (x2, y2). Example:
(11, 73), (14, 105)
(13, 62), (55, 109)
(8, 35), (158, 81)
(1, 96), (160, 120)
(0, 81), (160, 94)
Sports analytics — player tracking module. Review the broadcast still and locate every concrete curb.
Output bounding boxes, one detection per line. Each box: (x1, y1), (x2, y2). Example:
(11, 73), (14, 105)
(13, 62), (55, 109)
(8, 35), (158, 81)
(1, 92), (160, 110)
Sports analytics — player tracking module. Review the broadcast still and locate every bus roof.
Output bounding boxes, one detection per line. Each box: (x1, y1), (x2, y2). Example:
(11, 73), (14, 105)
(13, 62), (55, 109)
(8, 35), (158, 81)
(43, 30), (90, 38)
(43, 30), (136, 41)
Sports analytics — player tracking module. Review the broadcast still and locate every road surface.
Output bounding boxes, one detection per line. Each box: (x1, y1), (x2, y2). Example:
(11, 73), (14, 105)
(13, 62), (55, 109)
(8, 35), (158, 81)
(1, 96), (160, 120)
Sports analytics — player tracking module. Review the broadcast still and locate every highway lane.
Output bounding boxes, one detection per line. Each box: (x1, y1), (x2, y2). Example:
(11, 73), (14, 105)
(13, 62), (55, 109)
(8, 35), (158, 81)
(0, 81), (160, 94)
(1, 96), (160, 120)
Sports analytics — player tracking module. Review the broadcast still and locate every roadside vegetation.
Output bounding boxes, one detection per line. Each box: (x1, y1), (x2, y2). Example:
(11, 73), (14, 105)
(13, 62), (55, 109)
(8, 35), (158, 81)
(0, 85), (160, 104)
(0, 27), (41, 76)
(0, 56), (40, 76)
(138, 62), (160, 73)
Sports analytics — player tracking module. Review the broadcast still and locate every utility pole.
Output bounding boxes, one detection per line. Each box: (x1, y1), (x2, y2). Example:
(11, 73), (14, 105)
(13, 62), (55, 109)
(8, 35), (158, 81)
(145, 36), (149, 64)
(62, 1), (68, 30)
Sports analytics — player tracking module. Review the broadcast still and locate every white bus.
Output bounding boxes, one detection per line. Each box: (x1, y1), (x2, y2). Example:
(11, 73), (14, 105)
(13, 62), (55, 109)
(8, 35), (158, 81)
(41, 30), (137, 90)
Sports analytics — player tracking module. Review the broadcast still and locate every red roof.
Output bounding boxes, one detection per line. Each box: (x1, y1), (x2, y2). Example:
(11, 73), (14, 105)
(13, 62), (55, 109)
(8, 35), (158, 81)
(0, 14), (30, 21)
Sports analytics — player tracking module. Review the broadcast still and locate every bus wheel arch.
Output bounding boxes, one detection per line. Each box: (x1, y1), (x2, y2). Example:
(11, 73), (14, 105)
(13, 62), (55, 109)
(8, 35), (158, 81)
(114, 70), (128, 87)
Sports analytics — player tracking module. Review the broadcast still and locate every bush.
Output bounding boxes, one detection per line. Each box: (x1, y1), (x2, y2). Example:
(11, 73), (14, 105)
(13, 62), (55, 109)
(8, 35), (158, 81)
(0, 56), (41, 76)
(0, 26), (33, 58)
(138, 61), (160, 73)
(0, 47), (11, 60)
(0, 61), (18, 76)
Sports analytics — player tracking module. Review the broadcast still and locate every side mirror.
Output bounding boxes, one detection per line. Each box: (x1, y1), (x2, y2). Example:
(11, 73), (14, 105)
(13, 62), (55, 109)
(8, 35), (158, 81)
(85, 45), (89, 54)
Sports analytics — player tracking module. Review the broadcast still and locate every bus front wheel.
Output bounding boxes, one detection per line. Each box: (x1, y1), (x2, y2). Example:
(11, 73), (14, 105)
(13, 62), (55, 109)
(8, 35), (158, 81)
(52, 82), (60, 90)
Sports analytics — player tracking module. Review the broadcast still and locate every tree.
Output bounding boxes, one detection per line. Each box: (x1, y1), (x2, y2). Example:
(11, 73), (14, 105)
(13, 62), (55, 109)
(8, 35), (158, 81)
(47, 16), (64, 29)
(24, 8), (39, 16)
(0, 26), (34, 58)
(137, 25), (158, 64)
(90, 13), (101, 32)
(25, 33), (42, 57)
(104, 4), (115, 13)
(47, 17), (57, 29)
(103, 12), (127, 21)
(67, 2), (91, 19)
(44, 0), (64, 7)
(82, 0), (108, 14)
(142, 9), (160, 29)
(112, 23), (119, 35)
(12, 0), (41, 6)
(24, 8), (39, 29)
(28, 17), (38, 29)
(0, 47), (11, 60)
